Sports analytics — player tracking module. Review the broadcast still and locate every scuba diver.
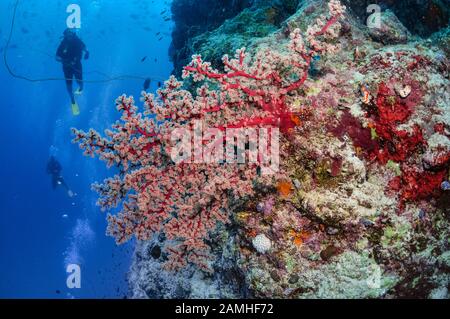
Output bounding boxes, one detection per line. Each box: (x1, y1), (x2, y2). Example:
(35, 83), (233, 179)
(56, 28), (89, 116)
(46, 156), (74, 198)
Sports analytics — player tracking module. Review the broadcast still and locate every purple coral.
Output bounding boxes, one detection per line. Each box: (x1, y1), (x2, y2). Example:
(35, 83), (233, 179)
(261, 197), (275, 218)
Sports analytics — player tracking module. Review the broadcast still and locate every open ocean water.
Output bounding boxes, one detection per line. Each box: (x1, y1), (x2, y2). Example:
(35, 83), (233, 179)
(0, 0), (173, 298)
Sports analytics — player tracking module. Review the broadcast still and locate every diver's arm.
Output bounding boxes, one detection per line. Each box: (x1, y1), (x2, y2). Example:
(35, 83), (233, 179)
(56, 42), (64, 62)
(79, 39), (89, 60)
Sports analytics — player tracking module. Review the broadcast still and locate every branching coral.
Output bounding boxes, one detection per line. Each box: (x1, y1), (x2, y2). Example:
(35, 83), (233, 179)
(72, 0), (346, 271)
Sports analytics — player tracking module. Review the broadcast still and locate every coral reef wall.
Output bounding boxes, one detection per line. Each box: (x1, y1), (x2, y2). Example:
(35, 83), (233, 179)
(76, 0), (449, 298)
(169, 0), (254, 76)
(340, 0), (449, 37)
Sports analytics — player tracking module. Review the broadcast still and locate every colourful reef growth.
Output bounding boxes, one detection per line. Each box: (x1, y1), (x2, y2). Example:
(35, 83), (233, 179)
(330, 67), (448, 209)
(125, 0), (450, 299)
(73, 1), (347, 271)
(388, 167), (447, 202)
(328, 109), (378, 157)
(367, 81), (425, 164)
(350, 77), (448, 208)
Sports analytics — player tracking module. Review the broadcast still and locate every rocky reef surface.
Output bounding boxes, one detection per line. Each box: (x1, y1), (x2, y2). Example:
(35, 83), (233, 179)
(169, 0), (254, 76)
(170, 0), (449, 76)
(169, 0), (303, 76)
(128, 0), (449, 298)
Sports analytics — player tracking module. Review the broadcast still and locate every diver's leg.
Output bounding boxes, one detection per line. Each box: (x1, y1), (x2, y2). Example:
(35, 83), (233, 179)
(63, 66), (75, 104)
(75, 62), (83, 92)
(52, 176), (58, 189)
(67, 82), (75, 104)
(59, 177), (69, 191)
(59, 177), (74, 197)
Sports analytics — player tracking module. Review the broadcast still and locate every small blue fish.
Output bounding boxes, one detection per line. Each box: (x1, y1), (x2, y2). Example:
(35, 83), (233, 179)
(418, 210), (425, 220)
(256, 202), (264, 213)
(360, 218), (374, 227)
(441, 181), (450, 191)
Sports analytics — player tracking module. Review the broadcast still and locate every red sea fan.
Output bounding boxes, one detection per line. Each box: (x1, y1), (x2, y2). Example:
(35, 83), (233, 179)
(72, 0), (346, 271)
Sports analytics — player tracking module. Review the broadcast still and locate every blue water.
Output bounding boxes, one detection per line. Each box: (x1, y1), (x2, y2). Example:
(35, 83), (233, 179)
(0, 0), (173, 298)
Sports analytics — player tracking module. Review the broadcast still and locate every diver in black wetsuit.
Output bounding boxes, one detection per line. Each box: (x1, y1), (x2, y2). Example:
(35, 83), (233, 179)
(46, 156), (74, 197)
(56, 28), (89, 115)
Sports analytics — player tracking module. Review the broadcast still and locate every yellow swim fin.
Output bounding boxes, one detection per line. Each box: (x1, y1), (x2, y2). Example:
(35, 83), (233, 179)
(71, 103), (80, 116)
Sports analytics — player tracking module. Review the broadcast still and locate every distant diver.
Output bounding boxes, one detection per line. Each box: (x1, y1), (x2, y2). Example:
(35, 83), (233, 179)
(56, 28), (89, 116)
(46, 156), (74, 198)
(143, 78), (151, 91)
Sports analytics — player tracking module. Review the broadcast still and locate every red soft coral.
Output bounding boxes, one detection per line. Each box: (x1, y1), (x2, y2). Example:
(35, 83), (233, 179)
(368, 81), (425, 164)
(362, 80), (448, 208)
(388, 167), (446, 207)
